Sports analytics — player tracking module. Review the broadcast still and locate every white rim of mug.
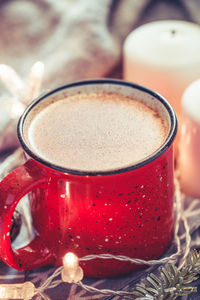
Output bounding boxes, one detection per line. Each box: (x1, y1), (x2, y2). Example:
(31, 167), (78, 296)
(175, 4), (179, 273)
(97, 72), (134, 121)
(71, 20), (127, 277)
(17, 79), (178, 176)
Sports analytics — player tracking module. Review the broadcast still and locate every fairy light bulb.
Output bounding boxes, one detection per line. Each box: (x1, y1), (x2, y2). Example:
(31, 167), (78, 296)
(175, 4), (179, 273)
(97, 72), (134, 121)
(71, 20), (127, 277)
(31, 61), (44, 77)
(61, 252), (84, 283)
(10, 99), (25, 118)
(0, 282), (35, 300)
(64, 252), (78, 269)
(25, 61), (44, 104)
(0, 64), (24, 98)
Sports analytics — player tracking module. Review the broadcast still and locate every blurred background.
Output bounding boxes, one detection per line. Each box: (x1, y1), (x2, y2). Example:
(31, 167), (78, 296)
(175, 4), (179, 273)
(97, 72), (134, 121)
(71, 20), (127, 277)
(0, 0), (200, 89)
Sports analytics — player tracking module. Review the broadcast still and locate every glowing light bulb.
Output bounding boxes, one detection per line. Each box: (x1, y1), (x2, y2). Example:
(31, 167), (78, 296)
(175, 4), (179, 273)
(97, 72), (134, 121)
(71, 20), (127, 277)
(0, 64), (24, 98)
(62, 252), (84, 283)
(31, 61), (44, 75)
(10, 100), (25, 118)
(25, 61), (44, 103)
(0, 282), (35, 300)
(63, 252), (78, 269)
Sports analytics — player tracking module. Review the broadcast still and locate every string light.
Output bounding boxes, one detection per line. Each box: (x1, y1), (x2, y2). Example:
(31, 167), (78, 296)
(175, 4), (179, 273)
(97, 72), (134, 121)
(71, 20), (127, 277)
(0, 64), (24, 99)
(0, 282), (35, 300)
(9, 99), (25, 118)
(0, 64), (197, 298)
(0, 62), (44, 104)
(0, 63), (45, 298)
(24, 61), (44, 104)
(61, 252), (84, 283)
(0, 180), (196, 299)
(0, 62), (45, 157)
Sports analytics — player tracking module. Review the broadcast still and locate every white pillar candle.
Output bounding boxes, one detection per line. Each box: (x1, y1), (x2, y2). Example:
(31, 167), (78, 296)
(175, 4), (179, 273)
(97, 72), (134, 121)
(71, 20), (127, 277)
(123, 20), (200, 154)
(178, 79), (200, 197)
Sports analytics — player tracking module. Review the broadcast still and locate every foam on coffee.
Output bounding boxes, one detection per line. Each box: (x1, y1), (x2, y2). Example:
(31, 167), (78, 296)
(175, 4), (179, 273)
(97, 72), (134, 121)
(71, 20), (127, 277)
(24, 92), (169, 172)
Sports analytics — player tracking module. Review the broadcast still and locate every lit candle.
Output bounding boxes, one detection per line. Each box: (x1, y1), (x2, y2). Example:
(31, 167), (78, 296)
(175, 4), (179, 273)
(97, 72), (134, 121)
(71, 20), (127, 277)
(123, 20), (200, 154)
(178, 79), (200, 197)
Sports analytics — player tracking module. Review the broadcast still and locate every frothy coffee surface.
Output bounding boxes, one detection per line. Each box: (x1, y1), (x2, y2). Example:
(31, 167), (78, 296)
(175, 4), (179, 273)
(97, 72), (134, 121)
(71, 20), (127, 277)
(25, 92), (168, 172)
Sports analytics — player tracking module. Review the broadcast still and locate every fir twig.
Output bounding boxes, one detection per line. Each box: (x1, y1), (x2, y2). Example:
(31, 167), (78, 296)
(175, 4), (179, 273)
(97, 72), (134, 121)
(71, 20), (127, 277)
(125, 250), (200, 300)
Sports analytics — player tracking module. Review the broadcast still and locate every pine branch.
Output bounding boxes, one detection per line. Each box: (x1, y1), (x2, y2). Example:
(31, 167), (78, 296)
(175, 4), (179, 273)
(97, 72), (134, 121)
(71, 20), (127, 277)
(125, 250), (200, 300)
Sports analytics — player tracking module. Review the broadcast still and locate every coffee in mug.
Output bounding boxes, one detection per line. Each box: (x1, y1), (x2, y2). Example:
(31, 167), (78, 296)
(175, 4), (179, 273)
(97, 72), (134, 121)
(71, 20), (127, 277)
(0, 79), (177, 278)
(24, 92), (168, 172)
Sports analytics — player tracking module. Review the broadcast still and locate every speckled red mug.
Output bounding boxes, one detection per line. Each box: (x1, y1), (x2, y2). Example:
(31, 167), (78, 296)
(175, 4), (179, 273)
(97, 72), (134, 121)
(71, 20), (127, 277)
(0, 79), (177, 278)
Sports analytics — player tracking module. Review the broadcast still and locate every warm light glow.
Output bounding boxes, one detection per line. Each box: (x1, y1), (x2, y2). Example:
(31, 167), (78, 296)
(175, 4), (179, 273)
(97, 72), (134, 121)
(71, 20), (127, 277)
(63, 252), (78, 269)
(0, 282), (35, 300)
(30, 61), (44, 78)
(10, 101), (25, 118)
(65, 182), (70, 198)
(62, 252), (84, 283)
(0, 64), (24, 98)
(25, 61), (44, 103)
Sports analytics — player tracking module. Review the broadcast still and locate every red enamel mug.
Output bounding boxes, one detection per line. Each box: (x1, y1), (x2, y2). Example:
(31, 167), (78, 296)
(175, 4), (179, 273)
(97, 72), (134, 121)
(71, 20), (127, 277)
(0, 79), (177, 278)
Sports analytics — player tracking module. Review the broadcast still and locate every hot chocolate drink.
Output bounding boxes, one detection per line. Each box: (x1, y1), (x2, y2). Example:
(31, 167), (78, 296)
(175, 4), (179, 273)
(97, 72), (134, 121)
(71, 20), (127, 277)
(24, 92), (169, 172)
(0, 81), (176, 276)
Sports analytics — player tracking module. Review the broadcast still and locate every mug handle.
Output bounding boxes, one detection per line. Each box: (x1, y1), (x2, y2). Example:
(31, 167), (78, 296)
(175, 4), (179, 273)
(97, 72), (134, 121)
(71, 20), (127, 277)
(0, 159), (54, 270)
